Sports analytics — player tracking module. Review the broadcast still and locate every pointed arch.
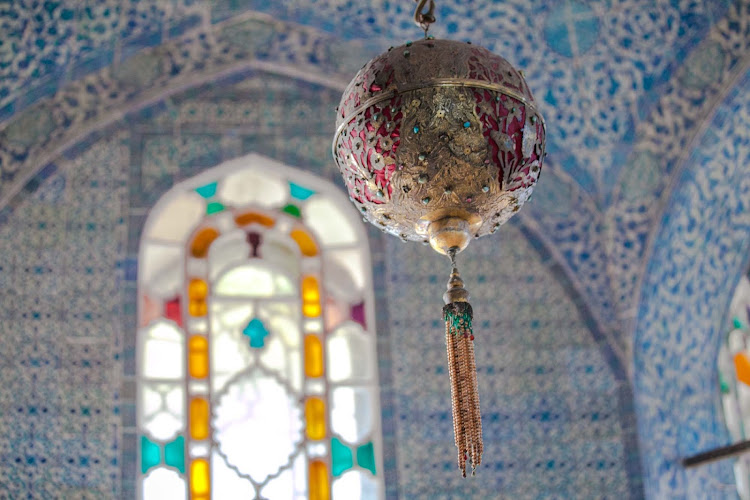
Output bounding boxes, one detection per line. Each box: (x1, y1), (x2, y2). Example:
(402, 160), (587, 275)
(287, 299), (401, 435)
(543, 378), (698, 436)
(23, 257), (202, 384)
(136, 154), (384, 499)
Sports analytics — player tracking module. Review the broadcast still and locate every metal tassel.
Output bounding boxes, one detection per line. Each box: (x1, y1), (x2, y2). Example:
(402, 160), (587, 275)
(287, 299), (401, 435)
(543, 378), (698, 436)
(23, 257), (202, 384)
(443, 254), (483, 477)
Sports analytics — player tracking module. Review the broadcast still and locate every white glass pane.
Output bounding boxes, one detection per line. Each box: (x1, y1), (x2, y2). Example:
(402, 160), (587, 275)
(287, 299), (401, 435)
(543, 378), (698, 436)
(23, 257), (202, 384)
(139, 244), (183, 298)
(324, 249), (366, 296)
(305, 197), (358, 246)
(259, 301), (297, 318)
(164, 386), (183, 416)
(269, 315), (300, 348)
(260, 468), (295, 500)
(212, 452), (256, 499)
(214, 210), (236, 233)
(188, 317), (208, 334)
(293, 453), (308, 499)
(141, 386), (163, 417)
(259, 336), (286, 374)
(275, 273), (296, 294)
(333, 470), (379, 500)
(213, 303), (254, 329)
(190, 381), (209, 395)
(263, 238), (300, 278)
(307, 442), (327, 457)
(145, 191), (205, 243)
(331, 387), (374, 444)
(288, 350), (303, 393)
(213, 373), (232, 394)
(212, 329), (252, 378)
(186, 257), (208, 280)
(306, 379), (325, 395)
(142, 467), (186, 500)
(328, 323), (374, 383)
(213, 371), (303, 483)
(215, 265), (294, 297)
(305, 319), (323, 333)
(144, 411), (182, 441)
(218, 169), (287, 207)
(142, 322), (184, 379)
(190, 442), (209, 458)
(209, 231), (250, 281)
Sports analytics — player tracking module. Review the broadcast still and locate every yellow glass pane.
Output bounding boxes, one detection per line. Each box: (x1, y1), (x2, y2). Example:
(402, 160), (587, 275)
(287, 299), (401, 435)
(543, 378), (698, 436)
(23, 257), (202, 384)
(304, 335), (324, 378)
(309, 460), (330, 500)
(305, 397), (326, 440)
(190, 397), (210, 440)
(303, 302), (322, 318)
(291, 229), (319, 257)
(302, 276), (320, 302)
(188, 300), (207, 317)
(191, 459), (210, 496)
(735, 352), (750, 386)
(191, 227), (220, 258)
(188, 279), (208, 300)
(235, 211), (275, 227)
(188, 336), (209, 379)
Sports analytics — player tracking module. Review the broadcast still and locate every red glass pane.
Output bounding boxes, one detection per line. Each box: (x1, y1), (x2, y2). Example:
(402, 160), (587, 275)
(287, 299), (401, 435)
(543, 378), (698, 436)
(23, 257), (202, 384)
(165, 297), (182, 327)
(351, 302), (366, 329)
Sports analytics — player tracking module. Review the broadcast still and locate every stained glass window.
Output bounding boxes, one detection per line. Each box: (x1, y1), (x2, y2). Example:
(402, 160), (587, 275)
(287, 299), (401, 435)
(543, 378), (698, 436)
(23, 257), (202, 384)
(719, 273), (750, 499)
(137, 154), (384, 499)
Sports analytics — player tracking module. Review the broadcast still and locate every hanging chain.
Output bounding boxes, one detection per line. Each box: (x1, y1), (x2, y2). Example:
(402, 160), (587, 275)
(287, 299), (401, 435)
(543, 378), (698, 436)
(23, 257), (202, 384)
(414, 0), (436, 36)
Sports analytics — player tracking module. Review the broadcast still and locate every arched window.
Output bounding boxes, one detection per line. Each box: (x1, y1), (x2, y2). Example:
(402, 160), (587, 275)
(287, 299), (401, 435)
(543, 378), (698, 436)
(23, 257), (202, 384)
(136, 154), (384, 500)
(718, 272), (750, 499)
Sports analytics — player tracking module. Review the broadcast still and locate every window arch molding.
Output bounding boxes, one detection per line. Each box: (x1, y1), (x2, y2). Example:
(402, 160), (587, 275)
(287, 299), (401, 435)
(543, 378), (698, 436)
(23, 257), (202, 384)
(136, 153), (384, 500)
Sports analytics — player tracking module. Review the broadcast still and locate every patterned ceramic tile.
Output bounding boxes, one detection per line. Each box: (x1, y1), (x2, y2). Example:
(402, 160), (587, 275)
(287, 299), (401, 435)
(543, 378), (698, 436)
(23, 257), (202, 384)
(1, 0), (750, 498)
(634, 66), (750, 499)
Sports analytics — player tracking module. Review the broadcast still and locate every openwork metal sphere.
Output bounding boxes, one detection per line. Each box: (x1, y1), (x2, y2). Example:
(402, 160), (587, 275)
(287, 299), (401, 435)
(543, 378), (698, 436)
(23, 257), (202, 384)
(333, 38), (546, 254)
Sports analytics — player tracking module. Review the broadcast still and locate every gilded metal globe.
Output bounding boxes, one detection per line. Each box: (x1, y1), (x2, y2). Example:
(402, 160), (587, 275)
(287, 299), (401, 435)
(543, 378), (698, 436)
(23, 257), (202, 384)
(333, 38), (546, 255)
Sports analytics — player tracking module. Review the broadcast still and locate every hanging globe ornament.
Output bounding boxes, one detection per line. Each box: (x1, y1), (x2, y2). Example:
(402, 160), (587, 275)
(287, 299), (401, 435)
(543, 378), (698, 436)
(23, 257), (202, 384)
(332, 0), (546, 477)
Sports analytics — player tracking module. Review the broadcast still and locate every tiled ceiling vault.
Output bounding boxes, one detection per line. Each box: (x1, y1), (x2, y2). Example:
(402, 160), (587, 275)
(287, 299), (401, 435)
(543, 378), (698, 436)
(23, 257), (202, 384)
(1, 0), (749, 498)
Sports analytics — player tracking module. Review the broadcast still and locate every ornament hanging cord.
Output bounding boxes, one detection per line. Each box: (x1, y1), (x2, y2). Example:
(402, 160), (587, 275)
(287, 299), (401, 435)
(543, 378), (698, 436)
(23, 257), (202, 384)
(443, 247), (483, 477)
(414, 0), (436, 36)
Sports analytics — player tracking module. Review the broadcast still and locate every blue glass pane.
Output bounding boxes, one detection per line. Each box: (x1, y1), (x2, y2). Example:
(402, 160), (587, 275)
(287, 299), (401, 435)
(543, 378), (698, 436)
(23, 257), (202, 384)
(289, 182), (316, 201)
(195, 182), (218, 199)
(140, 435), (160, 474)
(331, 437), (353, 477)
(243, 318), (270, 348)
(164, 435), (185, 473)
(357, 442), (376, 475)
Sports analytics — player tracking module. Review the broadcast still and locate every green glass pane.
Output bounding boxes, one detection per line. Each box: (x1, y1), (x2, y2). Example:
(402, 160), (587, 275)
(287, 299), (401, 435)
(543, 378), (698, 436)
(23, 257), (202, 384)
(282, 204), (301, 218)
(331, 437), (353, 477)
(289, 182), (316, 201)
(357, 442), (376, 475)
(734, 316), (746, 330)
(140, 436), (161, 474)
(206, 201), (225, 215)
(164, 435), (185, 473)
(243, 318), (270, 348)
(196, 182), (218, 199)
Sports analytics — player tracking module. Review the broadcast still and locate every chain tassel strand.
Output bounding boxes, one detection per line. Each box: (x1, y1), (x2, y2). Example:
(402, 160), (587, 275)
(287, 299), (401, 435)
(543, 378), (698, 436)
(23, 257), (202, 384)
(443, 257), (483, 477)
